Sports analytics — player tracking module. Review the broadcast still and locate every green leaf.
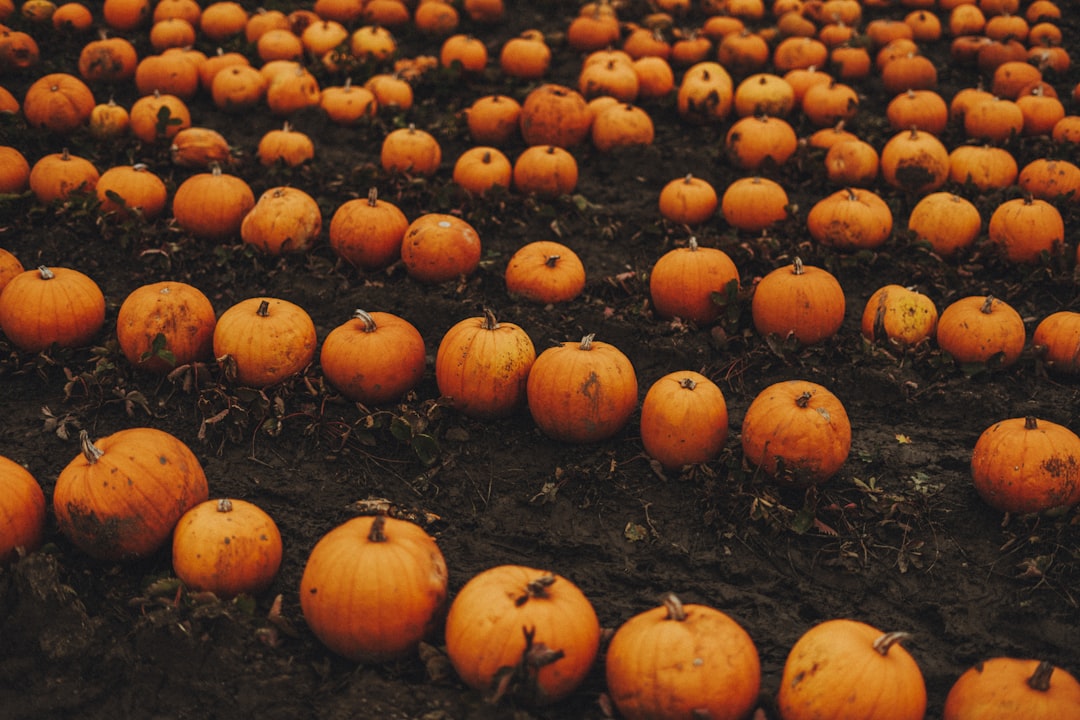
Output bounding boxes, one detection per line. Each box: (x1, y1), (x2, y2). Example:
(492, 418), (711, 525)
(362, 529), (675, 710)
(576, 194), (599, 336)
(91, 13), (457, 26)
(411, 433), (439, 466)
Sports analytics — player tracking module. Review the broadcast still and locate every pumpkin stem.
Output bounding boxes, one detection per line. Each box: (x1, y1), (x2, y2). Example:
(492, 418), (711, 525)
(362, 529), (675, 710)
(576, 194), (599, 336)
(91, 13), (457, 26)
(544, 254), (561, 268)
(845, 187), (858, 201)
(795, 391), (812, 408)
(579, 333), (596, 351)
(1024, 416), (1039, 430)
(687, 236), (700, 251)
(792, 256), (805, 275)
(352, 309), (377, 332)
(1027, 661), (1055, 692)
(872, 631), (913, 656)
(367, 514), (388, 542)
(661, 592), (688, 621)
(366, 187), (379, 206)
(217, 498), (233, 513)
(481, 307), (499, 331)
(516, 573), (556, 605)
(37, 265), (55, 280)
(980, 295), (995, 314)
(209, 161), (223, 177)
(683, 173), (694, 184)
(257, 299), (271, 317)
(678, 377), (697, 391)
(78, 429), (105, 465)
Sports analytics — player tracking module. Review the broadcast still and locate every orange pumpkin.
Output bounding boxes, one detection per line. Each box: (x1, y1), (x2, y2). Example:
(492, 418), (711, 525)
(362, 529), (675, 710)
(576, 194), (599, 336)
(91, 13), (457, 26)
(944, 658), (1080, 720)
(504, 240), (586, 304)
(53, 428), (209, 561)
(512, 145), (578, 197)
(170, 126), (233, 169)
(640, 371), (729, 470)
(87, 99), (130, 139)
(519, 83), (593, 148)
(28, 149), (99, 204)
(300, 515), (448, 662)
(240, 186), (322, 255)
(0, 146), (30, 193)
(320, 309), (426, 405)
(212, 297), (317, 388)
(751, 258), (845, 345)
(948, 145), (1019, 191)
(328, 187), (408, 271)
(128, 91), (190, 143)
(95, 163), (167, 220)
(444, 565), (600, 705)
(526, 333), (638, 443)
(676, 61), (734, 124)
(807, 187), (893, 251)
(499, 30), (551, 79)
(658, 174), (718, 225)
(606, 593), (759, 720)
(824, 139), (880, 187)
(986, 196), (1064, 263)
(21, 72), (94, 134)
(256, 122), (314, 167)
(0, 266), (105, 352)
(77, 35), (138, 83)
(172, 498), (282, 598)
(860, 284), (938, 349)
(741, 379), (851, 485)
(936, 295), (1025, 367)
(591, 102), (654, 152)
(172, 165), (255, 241)
(0, 454), (46, 565)
(777, 619), (926, 720)
(880, 128), (949, 193)
(380, 124), (441, 176)
(725, 115), (798, 170)
(400, 213), (481, 284)
(649, 237), (739, 325)
(435, 309), (536, 420)
(0, 247), (24, 301)
(1017, 159), (1080, 202)
(907, 192), (982, 258)
(116, 281), (216, 374)
(452, 146), (512, 195)
(971, 416), (1080, 514)
(1033, 311), (1080, 374)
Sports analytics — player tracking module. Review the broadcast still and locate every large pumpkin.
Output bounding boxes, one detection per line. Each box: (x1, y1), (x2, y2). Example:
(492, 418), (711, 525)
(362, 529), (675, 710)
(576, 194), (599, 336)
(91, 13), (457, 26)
(740, 379), (851, 485)
(213, 297), (317, 387)
(526, 333), (638, 443)
(435, 309), (536, 420)
(0, 265), (105, 353)
(970, 416), (1080, 514)
(943, 658), (1080, 720)
(319, 309), (426, 405)
(115, 280), (216, 374)
(606, 593), (760, 720)
(444, 565), (600, 705)
(53, 428), (209, 562)
(300, 515), (448, 662)
(639, 371), (729, 471)
(777, 619), (927, 720)
(0, 454), (46, 565)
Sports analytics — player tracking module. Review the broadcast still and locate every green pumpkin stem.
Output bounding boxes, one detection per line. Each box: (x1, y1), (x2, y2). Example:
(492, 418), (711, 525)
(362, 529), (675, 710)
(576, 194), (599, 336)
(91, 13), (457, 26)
(1027, 661), (1055, 692)
(872, 631), (913, 656)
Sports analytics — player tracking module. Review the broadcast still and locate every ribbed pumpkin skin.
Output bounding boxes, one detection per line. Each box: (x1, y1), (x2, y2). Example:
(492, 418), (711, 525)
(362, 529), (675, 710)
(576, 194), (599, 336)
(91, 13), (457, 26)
(777, 619), (927, 720)
(943, 658), (1080, 720)
(936, 295), (1025, 367)
(299, 516), (448, 663)
(435, 312), (536, 420)
(212, 297), (317, 387)
(605, 598), (760, 720)
(751, 260), (845, 345)
(970, 417), (1080, 514)
(1033, 311), (1080, 374)
(53, 428), (209, 562)
(320, 310), (426, 405)
(116, 281), (216, 374)
(0, 455), (46, 565)
(0, 266), (105, 352)
(639, 371), (729, 470)
(649, 242), (739, 325)
(860, 284), (938, 348)
(444, 565), (600, 705)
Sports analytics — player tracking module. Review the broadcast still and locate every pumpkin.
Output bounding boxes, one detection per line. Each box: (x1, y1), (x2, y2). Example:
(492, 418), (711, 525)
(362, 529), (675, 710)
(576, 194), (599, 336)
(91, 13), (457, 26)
(213, 298), (316, 388)
(133, 52), (200, 100)
(364, 73), (413, 112)
(733, 72), (795, 117)
(526, 333), (638, 443)
(0, 266), (105, 352)
(0, 146), (30, 194)
(22, 72), (94, 134)
(936, 295), (1025, 367)
(400, 213), (481, 284)
(116, 281), (216, 374)
(211, 64), (267, 112)
(519, 83), (593, 147)
(640, 371), (729, 470)
(566, 5), (620, 52)
(801, 80), (858, 127)
(53, 3), (94, 32)
(53, 428), (209, 562)
(880, 128), (949, 193)
(504, 240), (585, 304)
(824, 139), (880, 187)
(986, 196), (1064, 263)
(578, 55), (639, 102)
(198, 48), (249, 90)
(632, 55), (675, 99)
(103, 0), (150, 31)
(320, 309), (426, 405)
(28, 149), (99, 204)
(348, 24), (396, 62)
(741, 379), (851, 485)
(720, 176), (789, 232)
(328, 187), (408, 271)
(944, 658), (1080, 720)
(319, 79), (377, 125)
(717, 31), (770, 76)
(240, 186), (322, 255)
(413, 1), (459, 37)
(128, 91), (191, 143)
(970, 416), (1080, 514)
(150, 17), (197, 51)
(512, 145), (578, 197)
(1017, 159), (1080, 202)
(907, 192), (982, 258)
(499, 30), (551, 79)
(77, 34), (138, 83)
(381, 124), (441, 176)
(658, 174), (717, 225)
(172, 164), (255, 241)
(964, 97), (1024, 143)
(0, 455), (46, 565)
(88, 99), (130, 139)
(170, 126), (233, 169)
(807, 187), (893, 251)
(751, 258), (845, 345)
(199, 0), (247, 41)
(777, 619), (926, 720)
(886, 89), (948, 134)
(435, 309), (536, 420)
(649, 237), (739, 325)
(605, 593), (759, 720)
(725, 115), (798, 170)
(153, 0), (200, 25)
(0, 247), (24, 301)
(172, 498), (281, 598)
(452, 146), (512, 195)
(444, 565), (600, 705)
(265, 66), (321, 116)
(464, 94), (521, 146)
(1033, 311), (1080, 374)
(256, 122), (314, 167)
(360, 0), (408, 26)
(860, 284), (938, 349)
(948, 145), (1019, 191)
(440, 33), (488, 73)
(300, 515), (448, 662)
(590, 102), (654, 152)
(95, 163), (167, 220)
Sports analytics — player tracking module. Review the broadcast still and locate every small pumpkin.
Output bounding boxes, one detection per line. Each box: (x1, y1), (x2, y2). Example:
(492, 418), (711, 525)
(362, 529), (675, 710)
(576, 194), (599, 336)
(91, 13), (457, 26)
(128, 91), (191, 143)
(740, 379), (851, 485)
(328, 187), (408, 271)
(907, 192), (982, 258)
(725, 114), (798, 170)
(1033, 311), (1080, 374)
(777, 619), (926, 720)
(172, 498), (282, 598)
(300, 515), (448, 663)
(400, 213), (481, 284)
(170, 126), (233, 169)
(116, 281), (216, 373)
(320, 309), (426, 405)
(319, 78), (377, 125)
(95, 163), (167, 220)
(53, 428), (209, 562)
(970, 416), (1080, 514)
(880, 127), (949, 193)
(944, 658), (1080, 720)
(721, 176), (789, 232)
(210, 64), (267, 112)
(0, 266), (105, 352)
(948, 145), (1019, 191)
(381, 124), (442, 176)
(526, 333), (638, 444)
(256, 122), (314, 167)
(171, 164), (255, 241)
(87, 99), (130, 139)
(658, 174), (718, 225)
(640, 371), (729, 470)
(591, 102), (654, 152)
(504, 240), (586, 304)
(605, 593), (760, 720)
(28, 149), (99, 204)
(751, 257), (845, 345)
(807, 187), (893, 251)
(499, 30), (551, 79)
(0, 455), (46, 565)
(213, 297), (317, 388)
(824, 139), (880, 187)
(860, 284), (938, 349)
(512, 145), (578, 197)
(649, 237), (739, 326)
(1017, 159), (1080, 202)
(240, 186), (322, 255)
(676, 61), (734, 124)
(0, 146), (30, 194)
(77, 34), (138, 83)
(986, 196), (1064, 263)
(0, 247), (24, 300)
(444, 565), (600, 705)
(452, 146), (512, 195)
(519, 83), (593, 148)
(936, 295), (1025, 367)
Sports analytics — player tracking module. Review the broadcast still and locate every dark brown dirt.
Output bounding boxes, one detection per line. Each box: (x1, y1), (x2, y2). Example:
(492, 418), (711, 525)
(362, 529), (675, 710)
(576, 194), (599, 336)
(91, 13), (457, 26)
(1, 1), (1079, 719)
